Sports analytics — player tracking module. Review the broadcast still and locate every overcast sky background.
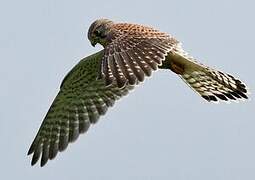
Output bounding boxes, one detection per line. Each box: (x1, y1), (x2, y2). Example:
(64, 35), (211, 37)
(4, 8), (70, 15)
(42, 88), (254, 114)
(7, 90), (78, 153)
(0, 0), (254, 179)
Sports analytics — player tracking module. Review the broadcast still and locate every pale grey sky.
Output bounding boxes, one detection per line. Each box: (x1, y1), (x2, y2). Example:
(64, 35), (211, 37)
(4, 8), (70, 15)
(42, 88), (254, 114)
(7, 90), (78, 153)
(0, 0), (254, 179)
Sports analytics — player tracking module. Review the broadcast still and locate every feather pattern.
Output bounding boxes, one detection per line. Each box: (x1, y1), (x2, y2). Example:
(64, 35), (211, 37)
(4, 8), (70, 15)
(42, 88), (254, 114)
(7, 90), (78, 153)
(169, 46), (249, 102)
(29, 19), (250, 167)
(101, 23), (179, 87)
(28, 51), (134, 166)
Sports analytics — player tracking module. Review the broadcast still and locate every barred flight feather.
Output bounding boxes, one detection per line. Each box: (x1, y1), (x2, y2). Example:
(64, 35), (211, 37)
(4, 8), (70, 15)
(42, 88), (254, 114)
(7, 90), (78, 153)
(28, 51), (135, 166)
(101, 24), (179, 87)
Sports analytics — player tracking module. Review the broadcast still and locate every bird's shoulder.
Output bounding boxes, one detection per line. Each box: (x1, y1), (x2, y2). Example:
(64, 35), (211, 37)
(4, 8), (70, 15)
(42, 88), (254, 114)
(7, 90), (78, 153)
(112, 23), (169, 38)
(60, 50), (104, 88)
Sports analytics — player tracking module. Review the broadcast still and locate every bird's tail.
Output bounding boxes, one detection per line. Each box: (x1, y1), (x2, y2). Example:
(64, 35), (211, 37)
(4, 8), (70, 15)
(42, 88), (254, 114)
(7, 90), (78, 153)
(167, 46), (249, 102)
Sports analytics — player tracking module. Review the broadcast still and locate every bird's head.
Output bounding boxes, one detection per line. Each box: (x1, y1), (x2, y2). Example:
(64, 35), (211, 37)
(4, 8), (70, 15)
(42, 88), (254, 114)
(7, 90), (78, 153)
(88, 19), (114, 47)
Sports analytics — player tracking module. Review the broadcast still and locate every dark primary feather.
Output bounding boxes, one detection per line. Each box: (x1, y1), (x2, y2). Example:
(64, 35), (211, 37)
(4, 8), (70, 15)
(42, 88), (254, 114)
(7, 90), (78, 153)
(28, 50), (134, 166)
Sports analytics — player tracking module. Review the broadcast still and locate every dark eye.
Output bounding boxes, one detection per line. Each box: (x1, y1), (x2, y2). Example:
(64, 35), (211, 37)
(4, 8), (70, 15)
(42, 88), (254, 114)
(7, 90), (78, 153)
(94, 30), (101, 36)
(94, 29), (106, 38)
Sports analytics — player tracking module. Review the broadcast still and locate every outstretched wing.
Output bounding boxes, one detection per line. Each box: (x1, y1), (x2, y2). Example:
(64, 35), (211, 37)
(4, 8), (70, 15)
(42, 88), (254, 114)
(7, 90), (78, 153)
(28, 50), (134, 166)
(100, 23), (179, 88)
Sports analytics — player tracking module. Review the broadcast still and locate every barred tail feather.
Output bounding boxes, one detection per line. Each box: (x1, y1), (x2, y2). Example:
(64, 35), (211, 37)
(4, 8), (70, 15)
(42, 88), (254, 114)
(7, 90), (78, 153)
(171, 47), (249, 102)
(181, 69), (248, 102)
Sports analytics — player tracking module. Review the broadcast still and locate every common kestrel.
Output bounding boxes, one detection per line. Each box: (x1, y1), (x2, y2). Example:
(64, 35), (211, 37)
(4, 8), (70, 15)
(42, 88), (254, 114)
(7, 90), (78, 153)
(28, 19), (248, 166)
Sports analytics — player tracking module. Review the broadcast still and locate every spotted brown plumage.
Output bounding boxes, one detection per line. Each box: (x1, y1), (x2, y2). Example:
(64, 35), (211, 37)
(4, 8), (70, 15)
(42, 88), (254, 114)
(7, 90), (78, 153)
(88, 19), (179, 88)
(28, 19), (249, 167)
(88, 18), (248, 102)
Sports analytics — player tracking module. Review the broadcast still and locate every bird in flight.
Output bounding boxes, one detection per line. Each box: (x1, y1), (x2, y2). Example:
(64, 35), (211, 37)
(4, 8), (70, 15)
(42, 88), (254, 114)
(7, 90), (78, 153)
(28, 19), (249, 166)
